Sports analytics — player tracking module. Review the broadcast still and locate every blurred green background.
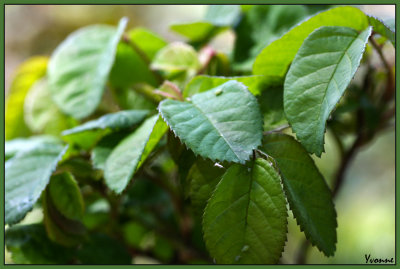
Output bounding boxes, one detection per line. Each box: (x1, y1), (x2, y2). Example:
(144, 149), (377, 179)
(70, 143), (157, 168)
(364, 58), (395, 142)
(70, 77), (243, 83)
(4, 5), (395, 264)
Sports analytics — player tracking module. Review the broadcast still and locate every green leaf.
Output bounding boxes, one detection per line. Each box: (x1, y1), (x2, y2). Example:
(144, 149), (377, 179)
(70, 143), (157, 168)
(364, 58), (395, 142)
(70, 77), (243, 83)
(43, 180), (86, 247)
(109, 27), (167, 89)
(109, 42), (158, 88)
(188, 158), (226, 214)
(258, 86), (286, 131)
(262, 133), (337, 256)
(159, 81), (263, 164)
(129, 27), (168, 60)
(48, 18), (128, 119)
(203, 158), (287, 264)
(184, 75), (266, 98)
(105, 115), (168, 193)
(77, 233), (131, 264)
(203, 52), (231, 77)
(171, 22), (226, 44)
(368, 15), (395, 46)
(62, 109), (149, 149)
(253, 6), (368, 82)
(48, 172), (84, 221)
(284, 26), (371, 156)
(167, 131), (197, 195)
(24, 78), (76, 135)
(204, 5), (241, 26)
(5, 56), (48, 140)
(5, 141), (67, 225)
(5, 135), (60, 161)
(5, 224), (73, 264)
(122, 221), (150, 249)
(151, 42), (200, 76)
(233, 5), (308, 70)
(91, 131), (129, 170)
(112, 87), (157, 110)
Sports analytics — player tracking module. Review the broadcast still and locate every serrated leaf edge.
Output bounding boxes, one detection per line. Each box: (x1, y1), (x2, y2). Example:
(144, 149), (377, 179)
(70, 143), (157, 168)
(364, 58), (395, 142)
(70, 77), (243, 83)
(158, 81), (263, 164)
(284, 26), (372, 157)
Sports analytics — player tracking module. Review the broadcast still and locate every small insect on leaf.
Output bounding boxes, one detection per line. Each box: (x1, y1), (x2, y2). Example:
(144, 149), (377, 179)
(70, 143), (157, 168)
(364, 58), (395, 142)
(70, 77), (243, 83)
(214, 88), (223, 96)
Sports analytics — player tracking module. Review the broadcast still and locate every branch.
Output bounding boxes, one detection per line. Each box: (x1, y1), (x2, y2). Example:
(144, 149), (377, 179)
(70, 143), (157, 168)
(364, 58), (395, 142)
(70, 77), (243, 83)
(369, 36), (394, 102)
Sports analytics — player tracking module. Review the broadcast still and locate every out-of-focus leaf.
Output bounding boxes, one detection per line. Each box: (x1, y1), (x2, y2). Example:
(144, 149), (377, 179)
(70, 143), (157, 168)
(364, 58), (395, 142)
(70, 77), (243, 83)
(123, 221), (150, 249)
(368, 15), (395, 46)
(258, 86), (286, 131)
(5, 224), (73, 264)
(262, 133), (337, 256)
(77, 233), (131, 264)
(184, 75), (266, 97)
(284, 26), (371, 156)
(62, 110), (149, 149)
(48, 172), (84, 220)
(105, 116), (168, 193)
(171, 22), (226, 44)
(5, 56), (48, 140)
(129, 27), (168, 60)
(204, 52), (230, 77)
(159, 81), (263, 164)
(203, 158), (287, 264)
(24, 79), (76, 136)
(253, 7), (369, 82)
(109, 42), (158, 88)
(204, 5), (241, 26)
(43, 179), (86, 247)
(112, 87), (157, 110)
(5, 141), (67, 225)
(153, 236), (174, 262)
(167, 131), (196, 195)
(57, 157), (102, 182)
(151, 42), (200, 78)
(233, 5), (308, 71)
(109, 27), (167, 89)
(48, 18), (128, 119)
(5, 135), (60, 161)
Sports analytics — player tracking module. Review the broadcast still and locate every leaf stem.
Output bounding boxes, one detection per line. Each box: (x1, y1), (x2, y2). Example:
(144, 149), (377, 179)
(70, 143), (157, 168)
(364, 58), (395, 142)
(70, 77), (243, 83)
(197, 45), (216, 75)
(263, 124), (290, 135)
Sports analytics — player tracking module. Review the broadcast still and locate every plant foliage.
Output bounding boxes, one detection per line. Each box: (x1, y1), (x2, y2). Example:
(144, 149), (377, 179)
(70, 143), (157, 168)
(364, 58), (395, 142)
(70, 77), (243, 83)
(4, 5), (395, 265)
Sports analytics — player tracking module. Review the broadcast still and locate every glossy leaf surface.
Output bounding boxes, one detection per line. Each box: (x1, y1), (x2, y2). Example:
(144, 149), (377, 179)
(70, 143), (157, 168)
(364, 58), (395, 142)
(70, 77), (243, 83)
(5, 142), (67, 225)
(184, 75), (266, 97)
(284, 26), (371, 156)
(253, 7), (368, 81)
(104, 115), (168, 193)
(262, 133), (337, 256)
(62, 109), (148, 149)
(48, 18), (127, 119)
(159, 81), (263, 164)
(203, 158), (287, 264)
